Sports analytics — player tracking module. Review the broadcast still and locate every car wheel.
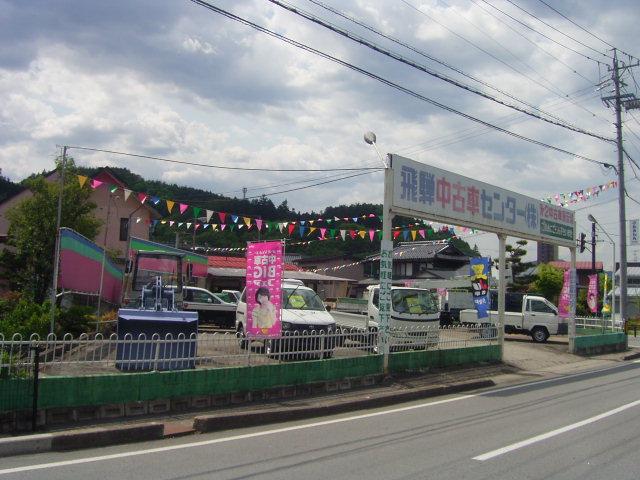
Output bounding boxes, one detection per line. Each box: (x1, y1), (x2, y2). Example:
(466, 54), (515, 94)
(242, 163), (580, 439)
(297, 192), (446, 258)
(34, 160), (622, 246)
(236, 325), (248, 349)
(531, 326), (549, 343)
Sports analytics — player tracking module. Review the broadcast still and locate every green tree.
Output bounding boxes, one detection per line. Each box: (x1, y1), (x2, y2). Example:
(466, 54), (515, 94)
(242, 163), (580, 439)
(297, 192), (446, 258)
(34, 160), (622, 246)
(532, 263), (564, 304)
(0, 159), (102, 302)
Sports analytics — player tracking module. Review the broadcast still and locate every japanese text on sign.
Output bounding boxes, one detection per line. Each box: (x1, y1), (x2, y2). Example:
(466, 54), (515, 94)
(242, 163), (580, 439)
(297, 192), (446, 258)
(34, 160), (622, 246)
(391, 155), (575, 246)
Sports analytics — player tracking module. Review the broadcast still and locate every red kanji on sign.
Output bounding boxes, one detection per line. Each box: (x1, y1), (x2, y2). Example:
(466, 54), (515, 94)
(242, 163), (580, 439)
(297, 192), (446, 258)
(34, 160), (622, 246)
(452, 181), (466, 213)
(436, 177), (451, 209)
(467, 186), (480, 216)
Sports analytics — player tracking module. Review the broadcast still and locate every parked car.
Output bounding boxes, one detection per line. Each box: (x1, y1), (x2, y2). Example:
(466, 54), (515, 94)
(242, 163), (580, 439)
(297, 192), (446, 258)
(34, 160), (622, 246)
(222, 289), (241, 303)
(170, 286), (237, 328)
(235, 281), (337, 358)
(216, 291), (239, 304)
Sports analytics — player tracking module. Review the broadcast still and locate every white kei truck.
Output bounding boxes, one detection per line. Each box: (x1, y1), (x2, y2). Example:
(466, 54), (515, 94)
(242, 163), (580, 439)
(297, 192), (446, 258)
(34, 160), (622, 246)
(459, 291), (566, 343)
(330, 285), (441, 350)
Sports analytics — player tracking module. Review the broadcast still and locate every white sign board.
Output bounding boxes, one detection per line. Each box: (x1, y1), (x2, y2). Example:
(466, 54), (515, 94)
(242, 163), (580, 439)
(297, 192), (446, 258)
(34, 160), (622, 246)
(630, 219), (639, 245)
(378, 240), (393, 333)
(390, 155), (575, 247)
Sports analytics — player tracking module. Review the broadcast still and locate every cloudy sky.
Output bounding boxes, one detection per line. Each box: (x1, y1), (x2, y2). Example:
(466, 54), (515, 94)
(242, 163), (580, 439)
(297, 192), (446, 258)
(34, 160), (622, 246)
(2, 0), (639, 269)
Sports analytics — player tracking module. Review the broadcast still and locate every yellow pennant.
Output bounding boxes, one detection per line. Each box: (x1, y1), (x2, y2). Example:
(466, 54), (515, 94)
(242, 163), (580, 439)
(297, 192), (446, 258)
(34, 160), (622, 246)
(358, 230), (366, 239)
(77, 175), (88, 188)
(411, 230), (417, 241)
(244, 217), (251, 227)
(166, 200), (175, 213)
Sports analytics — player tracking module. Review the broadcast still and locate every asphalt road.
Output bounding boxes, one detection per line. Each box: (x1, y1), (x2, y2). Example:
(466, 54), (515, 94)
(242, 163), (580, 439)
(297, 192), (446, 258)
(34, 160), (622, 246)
(2, 361), (639, 480)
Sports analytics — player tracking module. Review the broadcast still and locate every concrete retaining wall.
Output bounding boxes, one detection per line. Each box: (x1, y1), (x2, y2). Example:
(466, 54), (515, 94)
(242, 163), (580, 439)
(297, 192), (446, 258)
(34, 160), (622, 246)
(1, 344), (501, 431)
(574, 332), (627, 356)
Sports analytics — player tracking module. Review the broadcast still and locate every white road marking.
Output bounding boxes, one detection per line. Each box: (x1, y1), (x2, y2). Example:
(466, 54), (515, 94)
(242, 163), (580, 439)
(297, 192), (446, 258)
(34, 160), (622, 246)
(473, 398), (640, 461)
(1, 361), (638, 476)
(0, 394), (475, 476)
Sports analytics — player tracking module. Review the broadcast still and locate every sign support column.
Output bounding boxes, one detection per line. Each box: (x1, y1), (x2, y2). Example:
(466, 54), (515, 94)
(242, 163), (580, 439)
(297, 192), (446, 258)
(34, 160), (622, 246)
(379, 157), (394, 375)
(497, 233), (506, 352)
(569, 247), (577, 353)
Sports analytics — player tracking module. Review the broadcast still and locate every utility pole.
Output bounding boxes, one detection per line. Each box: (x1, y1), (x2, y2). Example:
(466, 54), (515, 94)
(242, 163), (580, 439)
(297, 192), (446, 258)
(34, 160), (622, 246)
(591, 221), (596, 274)
(50, 146), (67, 334)
(603, 48), (640, 327)
(242, 187), (247, 199)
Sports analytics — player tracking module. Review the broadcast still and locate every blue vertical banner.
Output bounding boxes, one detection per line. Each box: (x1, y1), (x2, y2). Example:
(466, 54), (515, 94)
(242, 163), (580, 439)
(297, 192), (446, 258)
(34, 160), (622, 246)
(470, 257), (491, 319)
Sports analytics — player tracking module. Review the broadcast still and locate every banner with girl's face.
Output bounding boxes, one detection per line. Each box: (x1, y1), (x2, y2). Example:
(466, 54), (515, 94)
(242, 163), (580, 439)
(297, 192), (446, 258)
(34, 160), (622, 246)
(245, 241), (284, 337)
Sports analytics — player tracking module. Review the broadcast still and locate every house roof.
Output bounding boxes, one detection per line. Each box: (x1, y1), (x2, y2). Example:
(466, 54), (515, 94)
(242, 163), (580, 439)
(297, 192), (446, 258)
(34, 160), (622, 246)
(365, 242), (469, 262)
(549, 261), (603, 271)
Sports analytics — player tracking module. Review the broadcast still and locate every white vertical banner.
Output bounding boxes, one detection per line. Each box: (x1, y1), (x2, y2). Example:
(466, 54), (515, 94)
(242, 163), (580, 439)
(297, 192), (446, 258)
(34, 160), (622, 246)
(378, 240), (393, 353)
(630, 219), (639, 245)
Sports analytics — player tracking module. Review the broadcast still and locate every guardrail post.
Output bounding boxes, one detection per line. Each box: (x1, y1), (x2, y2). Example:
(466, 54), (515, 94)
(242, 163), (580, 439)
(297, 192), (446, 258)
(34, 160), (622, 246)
(31, 344), (40, 432)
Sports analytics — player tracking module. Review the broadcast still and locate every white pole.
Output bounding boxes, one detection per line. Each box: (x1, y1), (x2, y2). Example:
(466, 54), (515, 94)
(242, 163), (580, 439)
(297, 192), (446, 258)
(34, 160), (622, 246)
(569, 247), (577, 353)
(50, 146), (67, 334)
(380, 159), (394, 375)
(497, 234), (506, 353)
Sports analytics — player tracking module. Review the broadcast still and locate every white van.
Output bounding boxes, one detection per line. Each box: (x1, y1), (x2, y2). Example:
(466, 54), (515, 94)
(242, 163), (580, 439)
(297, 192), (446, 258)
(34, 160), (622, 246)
(368, 285), (441, 349)
(235, 281), (337, 358)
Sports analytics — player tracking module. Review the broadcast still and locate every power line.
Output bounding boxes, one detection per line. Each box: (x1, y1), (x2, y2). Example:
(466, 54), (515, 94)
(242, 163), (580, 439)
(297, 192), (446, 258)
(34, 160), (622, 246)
(305, 0), (587, 131)
(504, 0), (611, 59)
(244, 170), (380, 199)
(400, 0), (601, 118)
(65, 145), (382, 172)
(189, 0), (615, 168)
(481, 0), (608, 64)
(273, 0), (609, 141)
(535, 0), (624, 54)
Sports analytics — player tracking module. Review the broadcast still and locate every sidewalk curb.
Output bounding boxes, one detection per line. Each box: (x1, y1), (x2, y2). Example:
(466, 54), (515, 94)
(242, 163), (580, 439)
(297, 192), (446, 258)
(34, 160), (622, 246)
(0, 423), (164, 458)
(0, 379), (493, 458)
(194, 379), (494, 433)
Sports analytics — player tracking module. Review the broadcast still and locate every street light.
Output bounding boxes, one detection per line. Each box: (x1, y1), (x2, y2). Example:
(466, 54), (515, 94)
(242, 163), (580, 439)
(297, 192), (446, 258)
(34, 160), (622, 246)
(588, 214), (617, 329)
(364, 131), (388, 168)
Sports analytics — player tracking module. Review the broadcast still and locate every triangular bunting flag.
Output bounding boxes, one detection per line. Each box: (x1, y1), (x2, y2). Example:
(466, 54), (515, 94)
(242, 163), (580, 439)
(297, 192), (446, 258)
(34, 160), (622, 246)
(186, 223), (192, 229)
(393, 230), (401, 240)
(231, 215), (239, 224)
(192, 207), (201, 219)
(309, 227), (317, 235)
(150, 196), (161, 205)
(299, 226), (307, 237)
(221, 224), (227, 231)
(402, 230), (410, 240)
(340, 230), (346, 240)
(349, 230), (356, 240)
(243, 217), (251, 227)
(179, 203), (189, 215)
(288, 224), (295, 235)
(256, 219), (263, 231)
(320, 228), (327, 239)
(90, 179), (103, 189)
(77, 175), (88, 188)
(419, 229), (425, 239)
(411, 230), (417, 241)
(205, 210), (214, 222)
(123, 189), (132, 201)
(169, 221), (175, 227)
(369, 230), (375, 241)
(166, 200), (175, 213)
(109, 185), (118, 194)
(218, 212), (226, 223)
(137, 193), (148, 204)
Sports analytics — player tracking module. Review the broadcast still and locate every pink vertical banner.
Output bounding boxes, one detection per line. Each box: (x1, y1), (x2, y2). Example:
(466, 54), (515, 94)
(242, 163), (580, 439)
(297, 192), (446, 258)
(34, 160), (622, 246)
(558, 269), (571, 318)
(245, 241), (284, 337)
(587, 274), (598, 313)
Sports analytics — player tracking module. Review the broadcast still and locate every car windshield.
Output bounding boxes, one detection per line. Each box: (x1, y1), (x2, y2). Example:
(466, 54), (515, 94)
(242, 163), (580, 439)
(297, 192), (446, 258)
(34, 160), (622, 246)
(282, 287), (325, 311)
(391, 289), (439, 315)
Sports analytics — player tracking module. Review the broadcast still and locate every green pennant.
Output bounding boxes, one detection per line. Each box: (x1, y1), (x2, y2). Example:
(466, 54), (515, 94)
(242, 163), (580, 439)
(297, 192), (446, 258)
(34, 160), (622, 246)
(193, 207), (201, 219)
(329, 229), (335, 238)
(377, 231), (383, 240)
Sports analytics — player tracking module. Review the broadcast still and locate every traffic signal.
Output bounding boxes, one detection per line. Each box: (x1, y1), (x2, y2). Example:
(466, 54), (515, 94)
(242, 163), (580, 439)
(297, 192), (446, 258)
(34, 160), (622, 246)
(579, 233), (586, 253)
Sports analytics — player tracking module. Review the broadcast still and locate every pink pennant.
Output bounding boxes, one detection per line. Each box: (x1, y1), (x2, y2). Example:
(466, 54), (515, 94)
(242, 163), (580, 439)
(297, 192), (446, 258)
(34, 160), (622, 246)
(137, 193), (148, 204)
(419, 229), (425, 239)
(369, 230), (375, 241)
(218, 212), (226, 223)
(320, 228), (326, 239)
(256, 219), (263, 231)
(179, 203), (189, 215)
(90, 179), (103, 189)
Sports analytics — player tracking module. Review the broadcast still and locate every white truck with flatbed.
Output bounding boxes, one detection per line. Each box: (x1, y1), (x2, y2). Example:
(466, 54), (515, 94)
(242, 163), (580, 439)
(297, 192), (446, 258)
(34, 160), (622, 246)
(459, 292), (566, 343)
